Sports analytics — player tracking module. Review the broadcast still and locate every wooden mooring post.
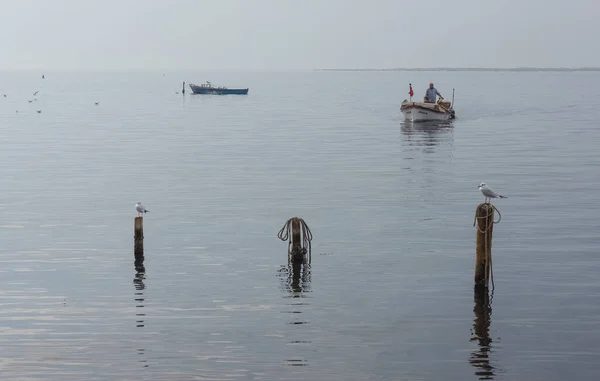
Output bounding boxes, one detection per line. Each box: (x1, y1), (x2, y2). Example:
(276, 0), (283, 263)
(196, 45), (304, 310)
(277, 217), (313, 264)
(291, 218), (301, 253)
(473, 203), (500, 289)
(134, 216), (144, 265)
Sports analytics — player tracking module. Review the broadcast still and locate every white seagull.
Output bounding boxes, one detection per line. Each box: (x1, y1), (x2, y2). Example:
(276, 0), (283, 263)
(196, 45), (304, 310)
(135, 202), (149, 216)
(478, 183), (507, 203)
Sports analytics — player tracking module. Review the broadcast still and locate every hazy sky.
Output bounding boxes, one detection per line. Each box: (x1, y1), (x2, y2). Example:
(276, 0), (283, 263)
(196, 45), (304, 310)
(0, 0), (597, 70)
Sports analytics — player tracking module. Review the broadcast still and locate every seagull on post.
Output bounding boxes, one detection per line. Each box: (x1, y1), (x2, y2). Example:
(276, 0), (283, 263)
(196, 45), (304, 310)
(478, 183), (507, 204)
(135, 202), (149, 216)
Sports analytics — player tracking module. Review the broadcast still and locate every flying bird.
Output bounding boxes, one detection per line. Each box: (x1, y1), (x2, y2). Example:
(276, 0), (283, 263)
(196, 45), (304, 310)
(478, 183), (507, 203)
(135, 202), (149, 216)
(94, 102), (99, 105)
(33, 91), (39, 96)
(36, 110), (42, 113)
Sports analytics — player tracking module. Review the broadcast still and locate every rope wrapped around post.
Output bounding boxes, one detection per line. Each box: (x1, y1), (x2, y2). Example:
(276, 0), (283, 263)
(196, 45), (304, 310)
(473, 203), (501, 290)
(277, 217), (313, 263)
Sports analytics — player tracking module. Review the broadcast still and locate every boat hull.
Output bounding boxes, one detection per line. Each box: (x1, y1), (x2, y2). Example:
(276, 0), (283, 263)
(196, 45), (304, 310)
(189, 84), (248, 95)
(400, 100), (454, 122)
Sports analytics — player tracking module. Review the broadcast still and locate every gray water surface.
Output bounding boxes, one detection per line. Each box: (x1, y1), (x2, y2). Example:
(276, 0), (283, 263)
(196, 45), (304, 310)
(0, 70), (599, 380)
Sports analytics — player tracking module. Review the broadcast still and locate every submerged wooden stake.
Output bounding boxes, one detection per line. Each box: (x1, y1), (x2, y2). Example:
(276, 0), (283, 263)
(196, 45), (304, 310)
(291, 218), (301, 251)
(278, 217), (313, 264)
(474, 203), (494, 288)
(290, 218), (306, 263)
(134, 216), (144, 263)
(473, 287), (492, 341)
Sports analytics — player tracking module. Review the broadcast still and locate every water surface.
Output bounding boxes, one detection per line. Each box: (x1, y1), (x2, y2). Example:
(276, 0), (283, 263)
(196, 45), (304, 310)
(0, 70), (599, 380)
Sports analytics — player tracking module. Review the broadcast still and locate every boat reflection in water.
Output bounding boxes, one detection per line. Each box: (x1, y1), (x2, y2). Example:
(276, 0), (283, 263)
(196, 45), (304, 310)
(400, 120), (454, 154)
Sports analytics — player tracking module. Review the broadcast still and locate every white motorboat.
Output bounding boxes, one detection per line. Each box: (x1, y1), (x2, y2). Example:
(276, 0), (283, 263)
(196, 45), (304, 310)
(401, 99), (456, 122)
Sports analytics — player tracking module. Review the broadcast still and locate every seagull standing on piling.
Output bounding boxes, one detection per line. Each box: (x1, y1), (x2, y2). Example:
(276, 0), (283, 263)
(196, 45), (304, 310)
(478, 183), (507, 203)
(136, 202), (149, 216)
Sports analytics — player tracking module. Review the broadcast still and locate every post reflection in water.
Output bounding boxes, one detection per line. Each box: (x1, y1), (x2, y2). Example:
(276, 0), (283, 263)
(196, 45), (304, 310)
(277, 260), (312, 367)
(400, 120), (454, 153)
(469, 288), (496, 380)
(279, 261), (312, 296)
(133, 263), (148, 368)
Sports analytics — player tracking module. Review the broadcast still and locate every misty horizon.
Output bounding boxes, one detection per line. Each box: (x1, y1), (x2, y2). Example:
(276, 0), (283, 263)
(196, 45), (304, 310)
(0, 0), (597, 71)
(2, 67), (600, 73)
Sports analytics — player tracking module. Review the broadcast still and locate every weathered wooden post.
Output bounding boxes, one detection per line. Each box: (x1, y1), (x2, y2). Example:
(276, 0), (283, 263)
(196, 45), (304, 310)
(290, 218), (302, 260)
(473, 203), (499, 289)
(473, 288), (492, 344)
(134, 216), (144, 266)
(278, 217), (313, 264)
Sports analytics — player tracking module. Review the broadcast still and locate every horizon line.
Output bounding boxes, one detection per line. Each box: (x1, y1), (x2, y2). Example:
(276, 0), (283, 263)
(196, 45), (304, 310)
(0, 67), (598, 73)
(316, 67), (600, 72)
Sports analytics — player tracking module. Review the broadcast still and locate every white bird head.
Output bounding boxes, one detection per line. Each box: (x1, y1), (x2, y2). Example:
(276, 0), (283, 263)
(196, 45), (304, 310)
(136, 201), (141, 205)
(478, 182), (487, 189)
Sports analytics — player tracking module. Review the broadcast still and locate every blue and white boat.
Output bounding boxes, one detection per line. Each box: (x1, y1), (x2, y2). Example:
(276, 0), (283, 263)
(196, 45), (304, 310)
(189, 81), (249, 95)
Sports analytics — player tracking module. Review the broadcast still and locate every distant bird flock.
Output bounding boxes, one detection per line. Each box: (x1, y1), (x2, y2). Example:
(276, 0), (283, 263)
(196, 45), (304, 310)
(3, 74), (102, 114)
(5, 73), (189, 114)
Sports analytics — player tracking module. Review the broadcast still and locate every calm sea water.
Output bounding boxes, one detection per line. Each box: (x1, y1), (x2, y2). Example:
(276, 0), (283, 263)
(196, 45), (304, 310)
(0, 70), (599, 380)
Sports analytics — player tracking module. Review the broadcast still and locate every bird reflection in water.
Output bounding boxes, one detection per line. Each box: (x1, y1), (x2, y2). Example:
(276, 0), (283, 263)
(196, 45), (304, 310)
(277, 261), (312, 367)
(400, 120), (454, 154)
(469, 287), (496, 380)
(133, 263), (148, 368)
